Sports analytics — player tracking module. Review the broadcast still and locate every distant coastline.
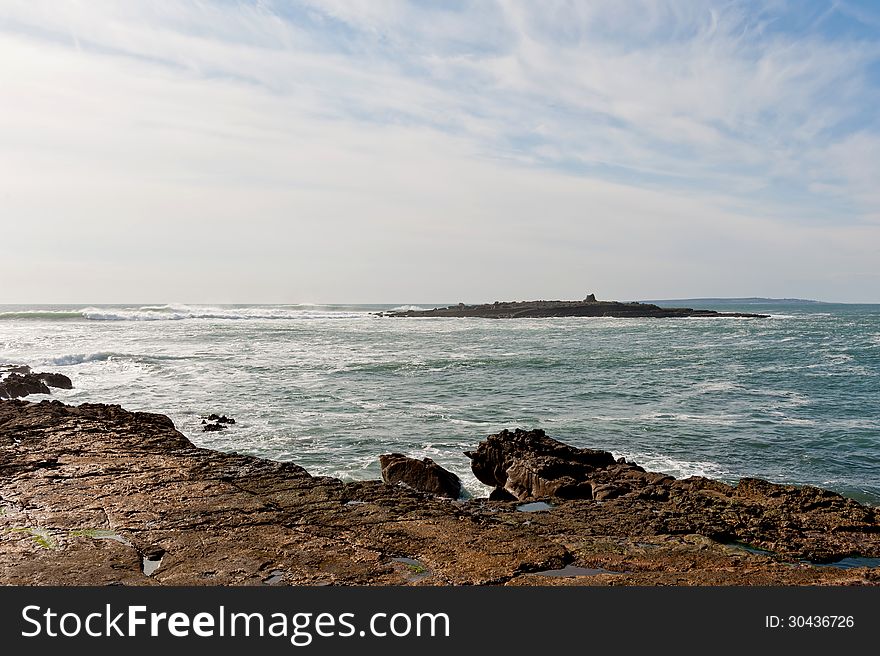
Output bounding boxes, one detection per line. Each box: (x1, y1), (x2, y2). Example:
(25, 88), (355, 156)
(643, 297), (829, 305)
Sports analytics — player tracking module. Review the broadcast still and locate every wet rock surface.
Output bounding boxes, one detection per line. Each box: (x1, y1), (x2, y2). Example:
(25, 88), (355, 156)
(1, 399), (878, 586)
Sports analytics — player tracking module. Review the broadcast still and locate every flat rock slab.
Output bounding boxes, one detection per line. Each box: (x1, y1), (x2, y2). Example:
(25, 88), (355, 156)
(1, 400), (878, 585)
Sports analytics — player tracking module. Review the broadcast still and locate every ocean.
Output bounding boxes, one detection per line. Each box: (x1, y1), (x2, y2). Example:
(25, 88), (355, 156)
(1, 300), (878, 504)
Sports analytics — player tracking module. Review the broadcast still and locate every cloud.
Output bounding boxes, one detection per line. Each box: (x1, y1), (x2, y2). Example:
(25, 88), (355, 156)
(0, 0), (878, 302)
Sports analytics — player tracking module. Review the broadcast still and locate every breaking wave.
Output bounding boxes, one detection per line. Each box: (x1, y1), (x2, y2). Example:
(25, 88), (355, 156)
(48, 352), (120, 366)
(0, 305), (373, 322)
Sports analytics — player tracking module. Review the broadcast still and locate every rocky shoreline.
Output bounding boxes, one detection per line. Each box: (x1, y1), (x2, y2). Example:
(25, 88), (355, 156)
(378, 296), (769, 319)
(2, 397), (878, 586)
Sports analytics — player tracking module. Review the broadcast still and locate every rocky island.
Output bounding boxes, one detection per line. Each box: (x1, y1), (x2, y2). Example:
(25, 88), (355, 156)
(2, 396), (878, 586)
(378, 295), (769, 319)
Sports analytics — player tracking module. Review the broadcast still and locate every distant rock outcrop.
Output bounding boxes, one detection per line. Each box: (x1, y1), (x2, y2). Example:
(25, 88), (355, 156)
(378, 297), (769, 319)
(201, 413), (236, 431)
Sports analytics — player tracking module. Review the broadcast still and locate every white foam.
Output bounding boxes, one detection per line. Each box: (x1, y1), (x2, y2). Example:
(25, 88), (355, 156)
(692, 381), (739, 393)
(614, 451), (729, 480)
(77, 305), (368, 321)
(647, 412), (740, 426)
(390, 305), (428, 312)
(48, 352), (118, 366)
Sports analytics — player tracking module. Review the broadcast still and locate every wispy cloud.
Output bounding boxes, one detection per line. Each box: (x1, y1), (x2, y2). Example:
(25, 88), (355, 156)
(1, 1), (878, 302)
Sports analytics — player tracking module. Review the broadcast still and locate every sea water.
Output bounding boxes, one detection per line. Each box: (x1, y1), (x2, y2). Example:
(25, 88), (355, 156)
(1, 300), (878, 503)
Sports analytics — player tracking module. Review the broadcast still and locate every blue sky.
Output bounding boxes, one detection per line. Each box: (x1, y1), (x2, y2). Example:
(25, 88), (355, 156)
(1, 0), (879, 302)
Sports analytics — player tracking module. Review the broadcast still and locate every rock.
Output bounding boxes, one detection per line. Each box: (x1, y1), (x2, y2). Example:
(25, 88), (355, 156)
(201, 413), (235, 432)
(0, 370), (73, 399)
(591, 484), (624, 501)
(488, 487), (518, 501)
(466, 428), (615, 500)
(36, 373), (73, 390)
(379, 453), (462, 499)
(0, 373), (51, 399)
(1, 364), (31, 374)
(205, 413), (235, 424)
(379, 298), (769, 319)
(1, 400), (878, 586)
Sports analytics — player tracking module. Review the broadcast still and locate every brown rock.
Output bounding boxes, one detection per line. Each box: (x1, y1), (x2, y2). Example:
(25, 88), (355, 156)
(379, 453), (462, 499)
(0, 370), (72, 398)
(1, 401), (878, 586)
(0, 373), (51, 399)
(36, 372), (73, 390)
(466, 428), (615, 499)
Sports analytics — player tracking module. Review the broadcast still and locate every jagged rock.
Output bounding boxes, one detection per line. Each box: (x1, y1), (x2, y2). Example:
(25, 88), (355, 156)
(36, 373), (73, 390)
(205, 413), (235, 424)
(0, 370), (73, 399)
(489, 487), (518, 501)
(379, 453), (462, 499)
(0, 373), (51, 399)
(466, 428), (615, 499)
(202, 413), (235, 431)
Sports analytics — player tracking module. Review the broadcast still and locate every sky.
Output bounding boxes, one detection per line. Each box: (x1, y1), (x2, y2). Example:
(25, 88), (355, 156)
(1, 0), (879, 303)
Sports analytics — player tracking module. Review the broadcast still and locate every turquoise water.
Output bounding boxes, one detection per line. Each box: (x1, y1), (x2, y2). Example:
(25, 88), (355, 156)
(1, 300), (878, 503)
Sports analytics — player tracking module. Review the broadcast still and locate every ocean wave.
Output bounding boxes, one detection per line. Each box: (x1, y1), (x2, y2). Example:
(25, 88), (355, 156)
(78, 305), (368, 321)
(48, 352), (119, 366)
(0, 311), (83, 321)
(390, 305), (429, 312)
(0, 305), (372, 322)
